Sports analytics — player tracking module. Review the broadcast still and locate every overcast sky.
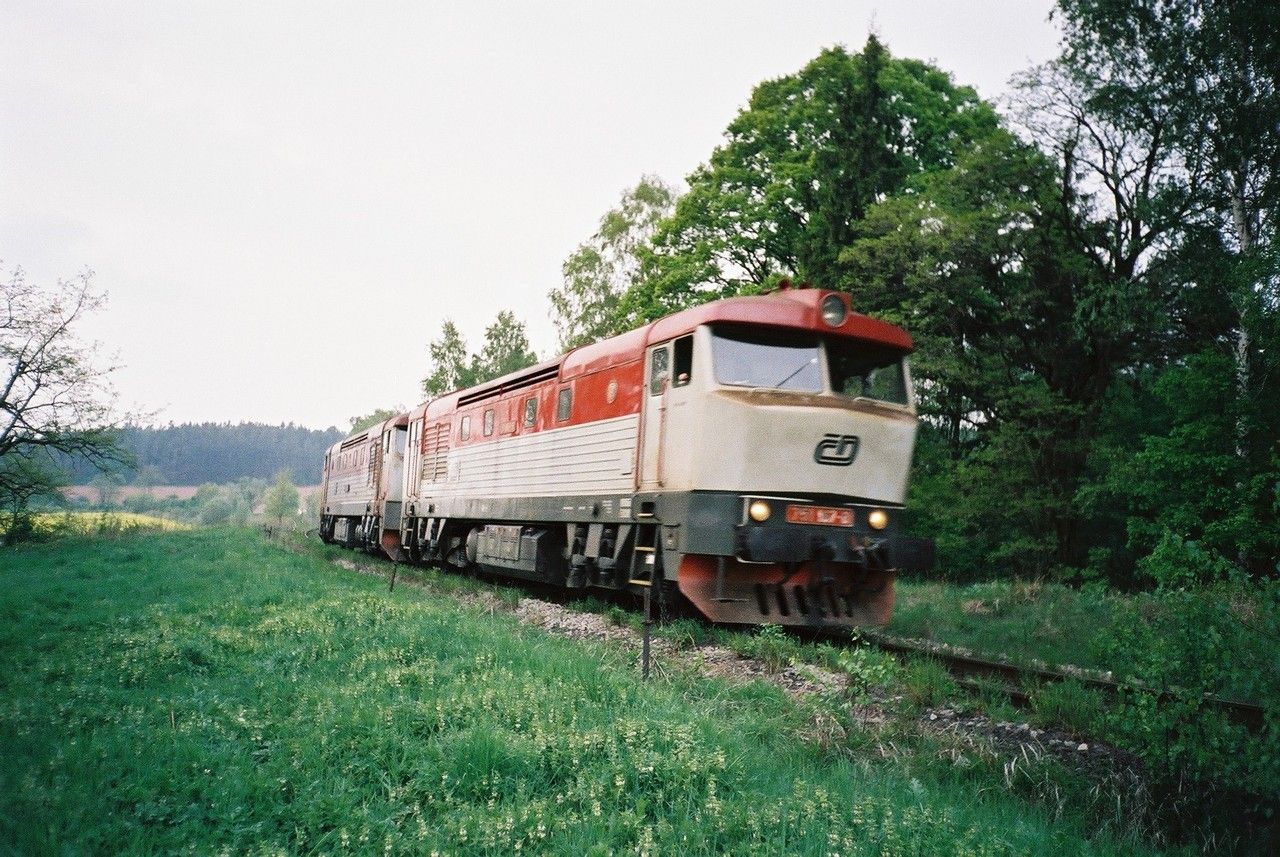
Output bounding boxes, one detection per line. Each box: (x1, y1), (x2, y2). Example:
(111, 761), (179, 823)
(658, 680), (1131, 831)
(2, 1), (1060, 430)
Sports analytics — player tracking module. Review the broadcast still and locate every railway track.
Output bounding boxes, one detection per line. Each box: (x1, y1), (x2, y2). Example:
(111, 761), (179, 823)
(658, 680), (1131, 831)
(852, 629), (1267, 734)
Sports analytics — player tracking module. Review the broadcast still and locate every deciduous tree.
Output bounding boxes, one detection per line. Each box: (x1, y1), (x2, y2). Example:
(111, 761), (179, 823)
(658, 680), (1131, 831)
(421, 313), (538, 397)
(1046, 0), (1280, 576)
(472, 310), (538, 382)
(348, 409), (401, 434)
(1, 266), (129, 528)
(263, 469), (299, 527)
(550, 176), (676, 349)
(624, 38), (1002, 320)
(421, 320), (474, 397)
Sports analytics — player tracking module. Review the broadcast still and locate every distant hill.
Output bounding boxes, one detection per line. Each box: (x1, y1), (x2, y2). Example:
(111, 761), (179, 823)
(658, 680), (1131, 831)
(64, 422), (345, 485)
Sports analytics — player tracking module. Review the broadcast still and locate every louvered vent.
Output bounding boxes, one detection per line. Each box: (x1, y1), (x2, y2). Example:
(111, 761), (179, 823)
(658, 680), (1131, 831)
(420, 421), (450, 483)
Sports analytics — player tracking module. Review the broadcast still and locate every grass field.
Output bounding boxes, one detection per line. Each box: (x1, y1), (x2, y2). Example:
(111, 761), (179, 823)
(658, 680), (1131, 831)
(0, 529), (1161, 855)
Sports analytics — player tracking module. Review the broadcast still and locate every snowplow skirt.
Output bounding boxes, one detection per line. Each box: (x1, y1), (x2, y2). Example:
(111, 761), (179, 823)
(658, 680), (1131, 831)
(677, 555), (893, 627)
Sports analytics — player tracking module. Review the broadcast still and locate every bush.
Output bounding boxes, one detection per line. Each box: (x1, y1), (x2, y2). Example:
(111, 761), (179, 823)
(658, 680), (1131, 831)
(739, 624), (793, 673)
(832, 646), (900, 699)
(1098, 579), (1280, 848)
(198, 495), (234, 526)
(1136, 530), (1236, 589)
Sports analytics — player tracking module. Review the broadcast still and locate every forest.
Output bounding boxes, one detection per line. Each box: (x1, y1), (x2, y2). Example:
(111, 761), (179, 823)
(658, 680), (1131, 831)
(61, 422), (343, 486)
(424, 0), (1278, 592)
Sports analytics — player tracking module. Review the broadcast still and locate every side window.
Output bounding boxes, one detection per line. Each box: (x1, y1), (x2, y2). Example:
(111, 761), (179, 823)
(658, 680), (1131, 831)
(673, 335), (693, 387)
(483, 408), (495, 436)
(649, 347), (670, 395)
(524, 396), (537, 427)
(460, 415), (471, 441)
(556, 387), (572, 421)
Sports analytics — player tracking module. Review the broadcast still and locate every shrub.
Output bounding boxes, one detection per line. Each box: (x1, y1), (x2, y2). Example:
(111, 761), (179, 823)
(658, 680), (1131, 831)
(740, 624), (792, 673)
(1098, 579), (1280, 848)
(832, 646), (900, 699)
(1136, 530), (1235, 589)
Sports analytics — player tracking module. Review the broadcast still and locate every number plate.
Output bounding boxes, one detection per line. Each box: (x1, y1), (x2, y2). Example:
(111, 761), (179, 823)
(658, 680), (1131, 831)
(785, 505), (854, 527)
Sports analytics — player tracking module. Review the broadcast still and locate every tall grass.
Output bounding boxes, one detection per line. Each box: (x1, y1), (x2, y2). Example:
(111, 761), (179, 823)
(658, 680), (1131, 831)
(0, 530), (1157, 855)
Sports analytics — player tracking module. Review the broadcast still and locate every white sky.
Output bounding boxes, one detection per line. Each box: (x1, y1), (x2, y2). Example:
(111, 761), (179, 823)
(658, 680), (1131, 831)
(2, 1), (1060, 430)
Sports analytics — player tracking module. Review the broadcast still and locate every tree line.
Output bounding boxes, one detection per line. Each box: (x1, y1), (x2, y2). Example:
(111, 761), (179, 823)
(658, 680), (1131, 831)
(61, 422), (344, 486)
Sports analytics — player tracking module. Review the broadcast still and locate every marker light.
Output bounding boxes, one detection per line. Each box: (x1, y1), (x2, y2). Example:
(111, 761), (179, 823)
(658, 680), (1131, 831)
(820, 294), (847, 327)
(748, 500), (772, 522)
(867, 509), (889, 530)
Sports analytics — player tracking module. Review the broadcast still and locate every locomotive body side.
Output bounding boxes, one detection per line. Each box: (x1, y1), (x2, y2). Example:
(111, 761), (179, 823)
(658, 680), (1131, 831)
(390, 287), (932, 628)
(319, 413), (409, 555)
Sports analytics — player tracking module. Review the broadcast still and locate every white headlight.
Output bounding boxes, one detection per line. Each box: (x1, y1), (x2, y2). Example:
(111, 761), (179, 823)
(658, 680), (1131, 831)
(821, 294), (847, 326)
(749, 500), (771, 522)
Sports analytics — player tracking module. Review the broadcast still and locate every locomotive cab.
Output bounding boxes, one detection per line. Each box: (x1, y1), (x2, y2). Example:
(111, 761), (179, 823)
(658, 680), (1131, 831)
(639, 289), (933, 625)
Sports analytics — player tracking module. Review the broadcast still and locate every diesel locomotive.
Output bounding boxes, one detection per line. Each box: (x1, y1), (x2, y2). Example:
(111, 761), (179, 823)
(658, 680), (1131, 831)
(320, 284), (933, 627)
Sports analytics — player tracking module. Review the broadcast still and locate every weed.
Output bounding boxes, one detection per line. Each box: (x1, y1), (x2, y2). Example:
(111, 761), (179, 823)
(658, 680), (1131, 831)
(1031, 680), (1104, 736)
(832, 646), (900, 699)
(739, 624), (793, 673)
(654, 617), (705, 651)
(965, 675), (1021, 723)
(901, 657), (960, 710)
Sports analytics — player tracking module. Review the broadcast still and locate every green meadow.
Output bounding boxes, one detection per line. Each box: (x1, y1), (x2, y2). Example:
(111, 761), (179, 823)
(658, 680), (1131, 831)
(1, 530), (1160, 855)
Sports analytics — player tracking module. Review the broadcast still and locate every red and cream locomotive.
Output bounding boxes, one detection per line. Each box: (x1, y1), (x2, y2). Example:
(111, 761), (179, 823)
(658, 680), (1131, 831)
(320, 284), (933, 627)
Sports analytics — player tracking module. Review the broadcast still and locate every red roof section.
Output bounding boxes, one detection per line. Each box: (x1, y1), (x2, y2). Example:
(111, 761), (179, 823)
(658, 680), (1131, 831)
(412, 287), (914, 407)
(561, 288), (912, 380)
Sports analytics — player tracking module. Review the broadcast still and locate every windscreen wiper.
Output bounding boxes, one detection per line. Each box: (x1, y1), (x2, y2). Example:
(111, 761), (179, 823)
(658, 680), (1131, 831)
(773, 356), (817, 389)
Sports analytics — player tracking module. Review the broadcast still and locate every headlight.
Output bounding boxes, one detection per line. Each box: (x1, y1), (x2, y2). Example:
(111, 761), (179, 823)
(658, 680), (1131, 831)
(820, 294), (847, 326)
(748, 500), (771, 522)
(867, 509), (888, 530)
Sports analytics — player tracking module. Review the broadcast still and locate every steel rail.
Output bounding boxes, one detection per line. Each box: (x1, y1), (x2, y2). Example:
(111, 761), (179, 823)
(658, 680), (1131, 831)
(855, 629), (1267, 734)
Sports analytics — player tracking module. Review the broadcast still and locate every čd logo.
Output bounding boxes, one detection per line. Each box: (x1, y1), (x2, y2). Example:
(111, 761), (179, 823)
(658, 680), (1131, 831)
(814, 434), (859, 466)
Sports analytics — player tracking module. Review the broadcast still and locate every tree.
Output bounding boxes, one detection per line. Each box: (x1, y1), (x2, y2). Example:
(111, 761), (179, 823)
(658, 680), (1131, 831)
(623, 38), (1003, 320)
(90, 472), (125, 507)
(262, 469), (299, 527)
(1048, 0), (1280, 575)
(348, 408), (401, 434)
(421, 320), (474, 397)
(131, 464), (165, 490)
(471, 310), (538, 381)
(0, 455), (65, 543)
(842, 126), (1129, 574)
(1, 267), (130, 521)
(421, 312), (538, 397)
(550, 176), (676, 349)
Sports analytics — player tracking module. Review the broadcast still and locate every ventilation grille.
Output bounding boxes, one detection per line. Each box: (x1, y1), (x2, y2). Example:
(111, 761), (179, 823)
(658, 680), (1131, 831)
(420, 421), (450, 483)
